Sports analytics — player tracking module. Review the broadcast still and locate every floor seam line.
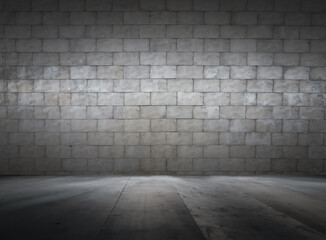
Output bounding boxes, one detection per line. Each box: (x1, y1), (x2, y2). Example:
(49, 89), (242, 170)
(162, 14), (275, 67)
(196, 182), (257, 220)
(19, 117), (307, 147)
(95, 176), (130, 240)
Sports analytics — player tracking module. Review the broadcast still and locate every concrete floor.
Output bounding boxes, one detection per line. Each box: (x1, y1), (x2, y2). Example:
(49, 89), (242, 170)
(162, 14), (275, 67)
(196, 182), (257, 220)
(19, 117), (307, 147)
(0, 176), (325, 240)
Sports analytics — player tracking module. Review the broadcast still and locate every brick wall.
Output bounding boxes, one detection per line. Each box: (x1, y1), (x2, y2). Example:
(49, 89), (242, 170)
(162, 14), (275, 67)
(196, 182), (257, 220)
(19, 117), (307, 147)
(1, 0), (326, 175)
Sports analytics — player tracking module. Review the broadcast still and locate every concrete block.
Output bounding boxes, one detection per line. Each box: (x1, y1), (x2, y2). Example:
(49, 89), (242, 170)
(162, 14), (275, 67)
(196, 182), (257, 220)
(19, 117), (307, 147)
(177, 119), (203, 132)
(61, 106), (86, 119)
(140, 25), (166, 38)
(44, 66), (69, 79)
(248, 53), (273, 66)
(112, 0), (138, 11)
(60, 53), (86, 66)
(285, 40), (310, 53)
(114, 159), (140, 172)
(98, 66), (123, 79)
(8, 80), (33, 92)
(20, 146), (45, 158)
(114, 80), (139, 92)
(16, 39), (42, 52)
(71, 93), (97, 106)
(248, 0), (273, 11)
(177, 146), (203, 158)
(114, 106), (139, 119)
(59, 0), (84, 11)
(61, 80), (86, 93)
(247, 80), (273, 92)
(150, 66), (176, 79)
(298, 133), (324, 146)
(273, 106), (299, 119)
(125, 146), (150, 158)
(167, 52), (193, 65)
(124, 12), (149, 25)
(177, 12), (203, 25)
(194, 52), (219, 65)
(140, 106), (166, 118)
(167, 0), (192, 11)
(301, 27), (326, 39)
(193, 159), (219, 172)
(151, 146), (176, 158)
(5, 26), (31, 38)
(141, 79), (166, 92)
(33, 53), (59, 66)
(301, 54), (326, 67)
(231, 39), (256, 52)
(257, 66), (283, 79)
(194, 25), (219, 38)
(245, 159), (271, 172)
(97, 39), (123, 52)
(61, 133), (87, 145)
(18, 93), (43, 106)
(71, 66), (96, 80)
(256, 146), (282, 159)
(203, 120), (229, 132)
(140, 133), (166, 145)
(274, 26), (299, 39)
(167, 79), (193, 92)
(272, 133), (298, 145)
(177, 39), (203, 51)
(125, 93), (150, 106)
(140, 0), (165, 10)
(274, 0), (300, 11)
(310, 120), (326, 133)
(204, 93), (230, 105)
(301, 0), (326, 12)
(256, 119), (282, 132)
(204, 39), (229, 52)
(167, 158), (192, 172)
(194, 106), (220, 119)
(87, 106), (113, 119)
(124, 119), (150, 132)
(284, 93), (310, 106)
(177, 66), (203, 79)
(219, 159), (245, 172)
(259, 12), (284, 25)
(70, 39), (96, 52)
(299, 107), (324, 119)
(231, 12), (257, 25)
(247, 26), (273, 39)
(220, 106), (245, 119)
(193, 0), (219, 10)
(220, 0), (246, 10)
(246, 133), (271, 145)
(167, 106), (192, 118)
(193, 132), (219, 145)
(204, 12), (230, 25)
(59, 26), (85, 39)
(204, 145), (229, 159)
(231, 66), (256, 79)
(35, 133), (60, 145)
(220, 26), (246, 38)
(87, 53), (112, 65)
(257, 93), (283, 106)
(150, 39), (176, 51)
(8, 106), (33, 119)
(140, 158), (166, 172)
(311, 40), (326, 53)
(230, 119), (255, 132)
(283, 120), (309, 133)
(151, 119), (176, 132)
(167, 25), (192, 38)
(246, 106), (273, 119)
(151, 93), (176, 105)
(114, 133), (139, 145)
(19, 119), (44, 132)
(194, 80), (219, 92)
(178, 92), (203, 105)
(274, 53), (299, 66)
(284, 67), (309, 80)
(167, 132), (192, 145)
(71, 120), (97, 132)
(44, 12), (69, 25)
(140, 52), (166, 65)
(204, 66), (229, 79)
(87, 159), (113, 172)
(98, 119), (123, 132)
(34, 106), (60, 119)
(9, 133), (34, 145)
(72, 146), (97, 159)
(311, 67), (326, 80)
(308, 146), (326, 159)
(87, 80), (113, 93)
(230, 146), (255, 158)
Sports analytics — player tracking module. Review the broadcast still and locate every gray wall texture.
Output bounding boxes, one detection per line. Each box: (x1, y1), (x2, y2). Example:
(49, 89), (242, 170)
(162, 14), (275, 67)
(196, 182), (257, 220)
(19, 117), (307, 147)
(0, 0), (326, 175)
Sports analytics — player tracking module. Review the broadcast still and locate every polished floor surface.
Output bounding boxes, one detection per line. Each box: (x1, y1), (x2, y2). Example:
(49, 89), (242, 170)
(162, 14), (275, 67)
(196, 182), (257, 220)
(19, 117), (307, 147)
(0, 175), (325, 240)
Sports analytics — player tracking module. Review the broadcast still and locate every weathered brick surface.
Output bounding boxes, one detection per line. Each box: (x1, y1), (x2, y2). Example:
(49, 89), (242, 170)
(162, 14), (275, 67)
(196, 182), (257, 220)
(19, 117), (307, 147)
(1, 0), (325, 175)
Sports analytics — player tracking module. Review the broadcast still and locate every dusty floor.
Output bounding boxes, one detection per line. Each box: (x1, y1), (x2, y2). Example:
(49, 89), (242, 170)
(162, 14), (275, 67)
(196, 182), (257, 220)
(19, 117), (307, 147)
(0, 175), (325, 240)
